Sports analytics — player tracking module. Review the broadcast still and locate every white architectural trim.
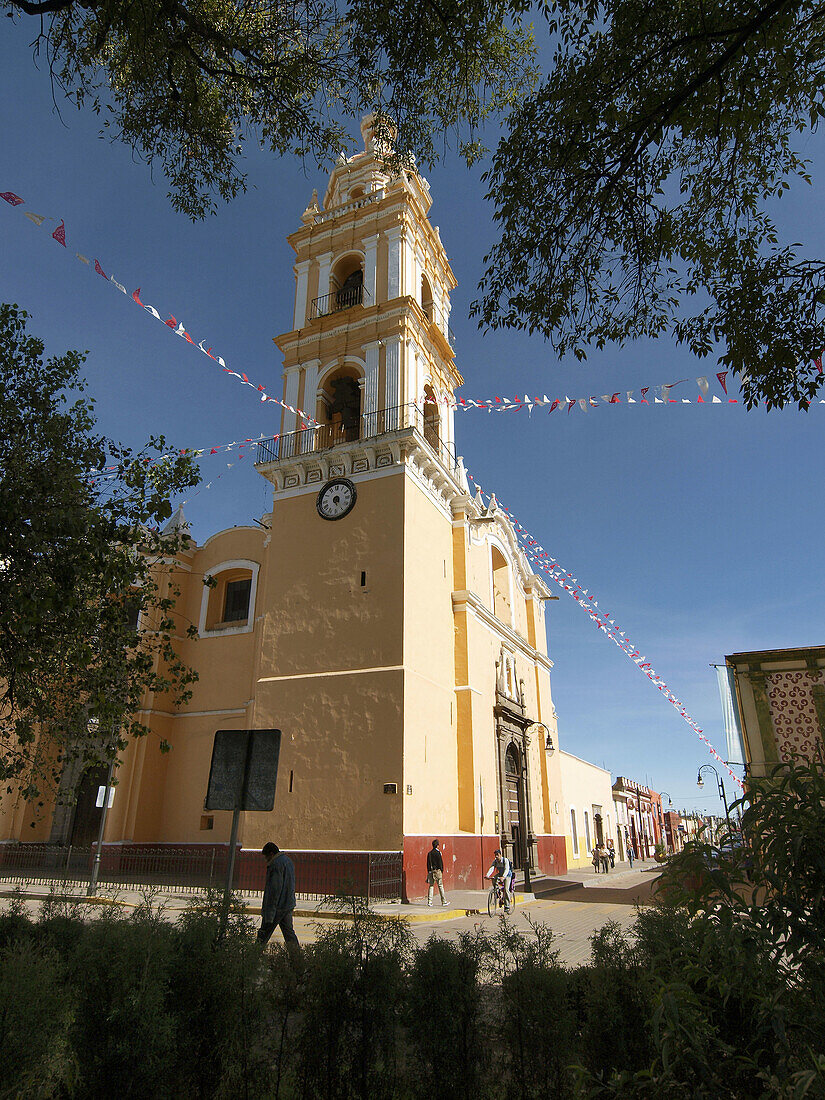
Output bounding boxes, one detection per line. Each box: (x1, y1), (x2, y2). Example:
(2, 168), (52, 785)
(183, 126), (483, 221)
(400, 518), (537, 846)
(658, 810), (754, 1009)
(293, 259), (311, 330)
(258, 664), (404, 683)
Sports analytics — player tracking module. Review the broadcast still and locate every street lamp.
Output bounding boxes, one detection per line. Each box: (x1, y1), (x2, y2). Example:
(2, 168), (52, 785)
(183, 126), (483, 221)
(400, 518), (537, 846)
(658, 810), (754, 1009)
(658, 791), (673, 852)
(697, 764), (732, 833)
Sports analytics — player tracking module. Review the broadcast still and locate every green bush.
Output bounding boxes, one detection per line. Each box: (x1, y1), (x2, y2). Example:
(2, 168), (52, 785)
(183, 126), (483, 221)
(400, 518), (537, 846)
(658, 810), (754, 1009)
(0, 935), (77, 1099)
(1, 759), (824, 1100)
(491, 917), (578, 1099)
(406, 930), (489, 1100)
(295, 901), (412, 1100)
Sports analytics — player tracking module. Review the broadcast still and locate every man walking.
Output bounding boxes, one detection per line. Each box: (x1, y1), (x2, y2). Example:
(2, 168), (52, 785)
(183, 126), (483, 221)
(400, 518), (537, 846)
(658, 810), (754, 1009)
(258, 842), (300, 952)
(426, 839), (449, 907)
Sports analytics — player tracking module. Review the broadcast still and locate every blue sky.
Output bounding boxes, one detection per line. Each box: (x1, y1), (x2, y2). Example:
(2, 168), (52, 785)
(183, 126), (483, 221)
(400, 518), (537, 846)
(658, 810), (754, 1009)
(2, 22), (822, 816)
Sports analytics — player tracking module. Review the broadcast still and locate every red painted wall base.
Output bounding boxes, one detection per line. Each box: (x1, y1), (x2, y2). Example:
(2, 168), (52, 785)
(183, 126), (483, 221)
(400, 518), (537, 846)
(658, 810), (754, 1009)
(402, 834), (568, 901)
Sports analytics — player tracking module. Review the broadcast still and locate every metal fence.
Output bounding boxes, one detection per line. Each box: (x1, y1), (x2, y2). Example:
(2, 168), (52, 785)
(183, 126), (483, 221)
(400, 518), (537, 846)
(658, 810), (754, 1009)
(0, 843), (403, 902)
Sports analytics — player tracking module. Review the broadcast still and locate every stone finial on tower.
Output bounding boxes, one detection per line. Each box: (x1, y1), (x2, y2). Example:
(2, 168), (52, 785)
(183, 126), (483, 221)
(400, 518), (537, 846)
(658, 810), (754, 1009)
(301, 187), (320, 225)
(361, 113), (375, 152)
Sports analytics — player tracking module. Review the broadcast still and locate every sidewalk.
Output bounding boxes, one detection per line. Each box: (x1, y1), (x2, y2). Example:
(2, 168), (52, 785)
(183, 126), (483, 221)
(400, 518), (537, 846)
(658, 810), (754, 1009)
(0, 859), (664, 923)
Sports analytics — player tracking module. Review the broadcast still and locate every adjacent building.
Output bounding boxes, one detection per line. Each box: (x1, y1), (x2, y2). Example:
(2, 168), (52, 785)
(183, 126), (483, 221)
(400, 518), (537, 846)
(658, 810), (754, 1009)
(722, 646), (825, 777)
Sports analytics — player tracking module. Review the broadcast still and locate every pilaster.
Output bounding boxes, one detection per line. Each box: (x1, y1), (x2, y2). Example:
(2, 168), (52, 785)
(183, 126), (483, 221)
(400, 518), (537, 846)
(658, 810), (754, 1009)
(384, 336), (401, 410)
(385, 226), (404, 300)
(363, 234), (379, 307)
(293, 259), (311, 329)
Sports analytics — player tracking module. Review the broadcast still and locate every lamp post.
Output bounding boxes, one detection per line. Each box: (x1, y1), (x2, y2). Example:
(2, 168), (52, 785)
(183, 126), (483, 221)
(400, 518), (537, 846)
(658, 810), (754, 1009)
(697, 764), (732, 833)
(658, 791), (673, 852)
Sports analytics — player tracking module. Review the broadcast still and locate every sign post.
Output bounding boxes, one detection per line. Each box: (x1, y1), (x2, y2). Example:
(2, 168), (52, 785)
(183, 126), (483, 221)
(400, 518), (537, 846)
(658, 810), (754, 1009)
(205, 729), (281, 904)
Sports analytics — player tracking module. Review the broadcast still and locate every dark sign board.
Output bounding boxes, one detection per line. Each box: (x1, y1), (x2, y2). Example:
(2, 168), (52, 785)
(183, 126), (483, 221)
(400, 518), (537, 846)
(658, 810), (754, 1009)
(205, 729), (281, 812)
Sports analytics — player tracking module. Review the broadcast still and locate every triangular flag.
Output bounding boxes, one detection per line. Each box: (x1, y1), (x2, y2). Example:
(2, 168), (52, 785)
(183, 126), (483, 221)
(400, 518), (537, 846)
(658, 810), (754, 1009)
(0, 192), (23, 205)
(76, 253), (89, 264)
(716, 370), (728, 394)
(94, 259), (107, 278)
(52, 220), (66, 246)
(25, 212), (46, 226)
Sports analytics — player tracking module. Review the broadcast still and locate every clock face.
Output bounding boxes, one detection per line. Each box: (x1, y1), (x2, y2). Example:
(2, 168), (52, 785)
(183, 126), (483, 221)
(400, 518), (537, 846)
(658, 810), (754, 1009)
(316, 478), (357, 521)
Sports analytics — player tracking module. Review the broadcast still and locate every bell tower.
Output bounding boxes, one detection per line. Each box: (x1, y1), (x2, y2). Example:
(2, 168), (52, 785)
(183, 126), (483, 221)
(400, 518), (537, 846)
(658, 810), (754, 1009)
(248, 119), (562, 894)
(267, 113), (464, 470)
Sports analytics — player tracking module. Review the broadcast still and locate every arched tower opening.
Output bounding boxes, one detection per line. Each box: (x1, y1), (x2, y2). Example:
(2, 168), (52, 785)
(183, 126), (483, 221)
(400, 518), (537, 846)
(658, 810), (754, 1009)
(423, 384), (440, 449)
(491, 545), (512, 624)
(331, 253), (364, 311)
(319, 366), (362, 445)
(421, 273), (434, 322)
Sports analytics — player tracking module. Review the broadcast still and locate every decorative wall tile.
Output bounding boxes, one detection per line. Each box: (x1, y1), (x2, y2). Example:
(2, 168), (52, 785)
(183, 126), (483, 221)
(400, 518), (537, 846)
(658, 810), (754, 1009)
(766, 670), (824, 761)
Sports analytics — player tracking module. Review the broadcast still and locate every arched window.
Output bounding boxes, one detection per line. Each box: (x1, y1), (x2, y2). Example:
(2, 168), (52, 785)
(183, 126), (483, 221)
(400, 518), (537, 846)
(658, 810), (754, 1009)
(491, 545), (511, 623)
(319, 366), (362, 445)
(421, 273), (434, 321)
(423, 384), (440, 449)
(199, 560), (260, 636)
(331, 254), (364, 311)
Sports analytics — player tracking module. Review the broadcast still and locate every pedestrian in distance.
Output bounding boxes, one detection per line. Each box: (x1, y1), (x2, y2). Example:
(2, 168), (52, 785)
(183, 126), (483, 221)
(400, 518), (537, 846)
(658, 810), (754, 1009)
(600, 844), (610, 874)
(591, 845), (601, 873)
(627, 841), (635, 868)
(426, 839), (449, 906)
(257, 842), (301, 956)
(607, 840), (615, 869)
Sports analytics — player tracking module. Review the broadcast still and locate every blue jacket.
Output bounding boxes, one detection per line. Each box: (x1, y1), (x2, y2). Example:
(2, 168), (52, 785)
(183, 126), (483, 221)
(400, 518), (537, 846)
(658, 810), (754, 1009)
(262, 852), (296, 921)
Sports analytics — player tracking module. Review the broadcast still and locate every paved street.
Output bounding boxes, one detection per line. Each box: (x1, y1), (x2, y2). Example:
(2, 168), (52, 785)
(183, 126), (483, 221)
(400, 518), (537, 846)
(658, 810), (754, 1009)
(0, 861), (662, 969)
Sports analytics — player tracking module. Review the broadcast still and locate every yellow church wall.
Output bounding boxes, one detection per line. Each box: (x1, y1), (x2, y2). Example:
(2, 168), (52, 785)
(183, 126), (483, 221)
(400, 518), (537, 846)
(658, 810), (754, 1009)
(256, 475), (405, 678)
(246, 670), (404, 851)
(400, 476), (459, 836)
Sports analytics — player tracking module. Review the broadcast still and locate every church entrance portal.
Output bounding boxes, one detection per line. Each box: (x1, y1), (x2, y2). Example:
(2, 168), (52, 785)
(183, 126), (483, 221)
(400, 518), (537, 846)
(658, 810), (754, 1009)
(504, 744), (527, 870)
(69, 765), (108, 847)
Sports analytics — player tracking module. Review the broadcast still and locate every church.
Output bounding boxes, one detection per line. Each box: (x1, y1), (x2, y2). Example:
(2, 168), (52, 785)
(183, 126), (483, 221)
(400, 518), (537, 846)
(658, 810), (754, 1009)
(2, 117), (596, 898)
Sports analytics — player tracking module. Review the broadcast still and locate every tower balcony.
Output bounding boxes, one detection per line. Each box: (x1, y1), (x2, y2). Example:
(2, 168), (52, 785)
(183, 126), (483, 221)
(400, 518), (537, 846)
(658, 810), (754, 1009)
(254, 401), (460, 478)
(310, 283), (369, 319)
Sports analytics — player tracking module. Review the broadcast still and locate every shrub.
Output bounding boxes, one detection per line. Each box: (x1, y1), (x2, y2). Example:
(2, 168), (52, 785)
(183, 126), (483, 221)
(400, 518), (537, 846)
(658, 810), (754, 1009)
(295, 900), (413, 1100)
(489, 917), (578, 1099)
(406, 929), (489, 1100)
(0, 937), (77, 1098)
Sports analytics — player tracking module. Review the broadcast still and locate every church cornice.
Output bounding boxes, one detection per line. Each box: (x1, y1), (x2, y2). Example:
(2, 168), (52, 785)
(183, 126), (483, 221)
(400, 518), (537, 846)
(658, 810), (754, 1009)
(256, 421), (469, 518)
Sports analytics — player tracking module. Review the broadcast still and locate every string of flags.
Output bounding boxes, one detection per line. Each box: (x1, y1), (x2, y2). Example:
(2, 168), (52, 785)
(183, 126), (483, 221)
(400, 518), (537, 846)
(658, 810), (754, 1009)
(1, 190), (318, 428)
(87, 433), (269, 481)
(466, 472), (745, 791)
(8, 188), (823, 427)
(447, 367), (823, 412)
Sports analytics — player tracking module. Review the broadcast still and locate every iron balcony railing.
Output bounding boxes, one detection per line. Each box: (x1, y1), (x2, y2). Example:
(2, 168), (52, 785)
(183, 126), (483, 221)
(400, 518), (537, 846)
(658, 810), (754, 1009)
(254, 402), (458, 471)
(311, 283), (369, 319)
(0, 842), (403, 902)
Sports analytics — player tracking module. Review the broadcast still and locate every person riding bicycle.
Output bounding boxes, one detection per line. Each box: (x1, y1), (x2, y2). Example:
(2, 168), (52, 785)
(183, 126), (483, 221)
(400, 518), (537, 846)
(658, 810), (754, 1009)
(485, 848), (513, 913)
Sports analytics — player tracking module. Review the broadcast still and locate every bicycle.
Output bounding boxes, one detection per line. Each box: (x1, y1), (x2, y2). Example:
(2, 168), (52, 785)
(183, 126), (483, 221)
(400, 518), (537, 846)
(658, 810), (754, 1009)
(487, 876), (516, 917)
